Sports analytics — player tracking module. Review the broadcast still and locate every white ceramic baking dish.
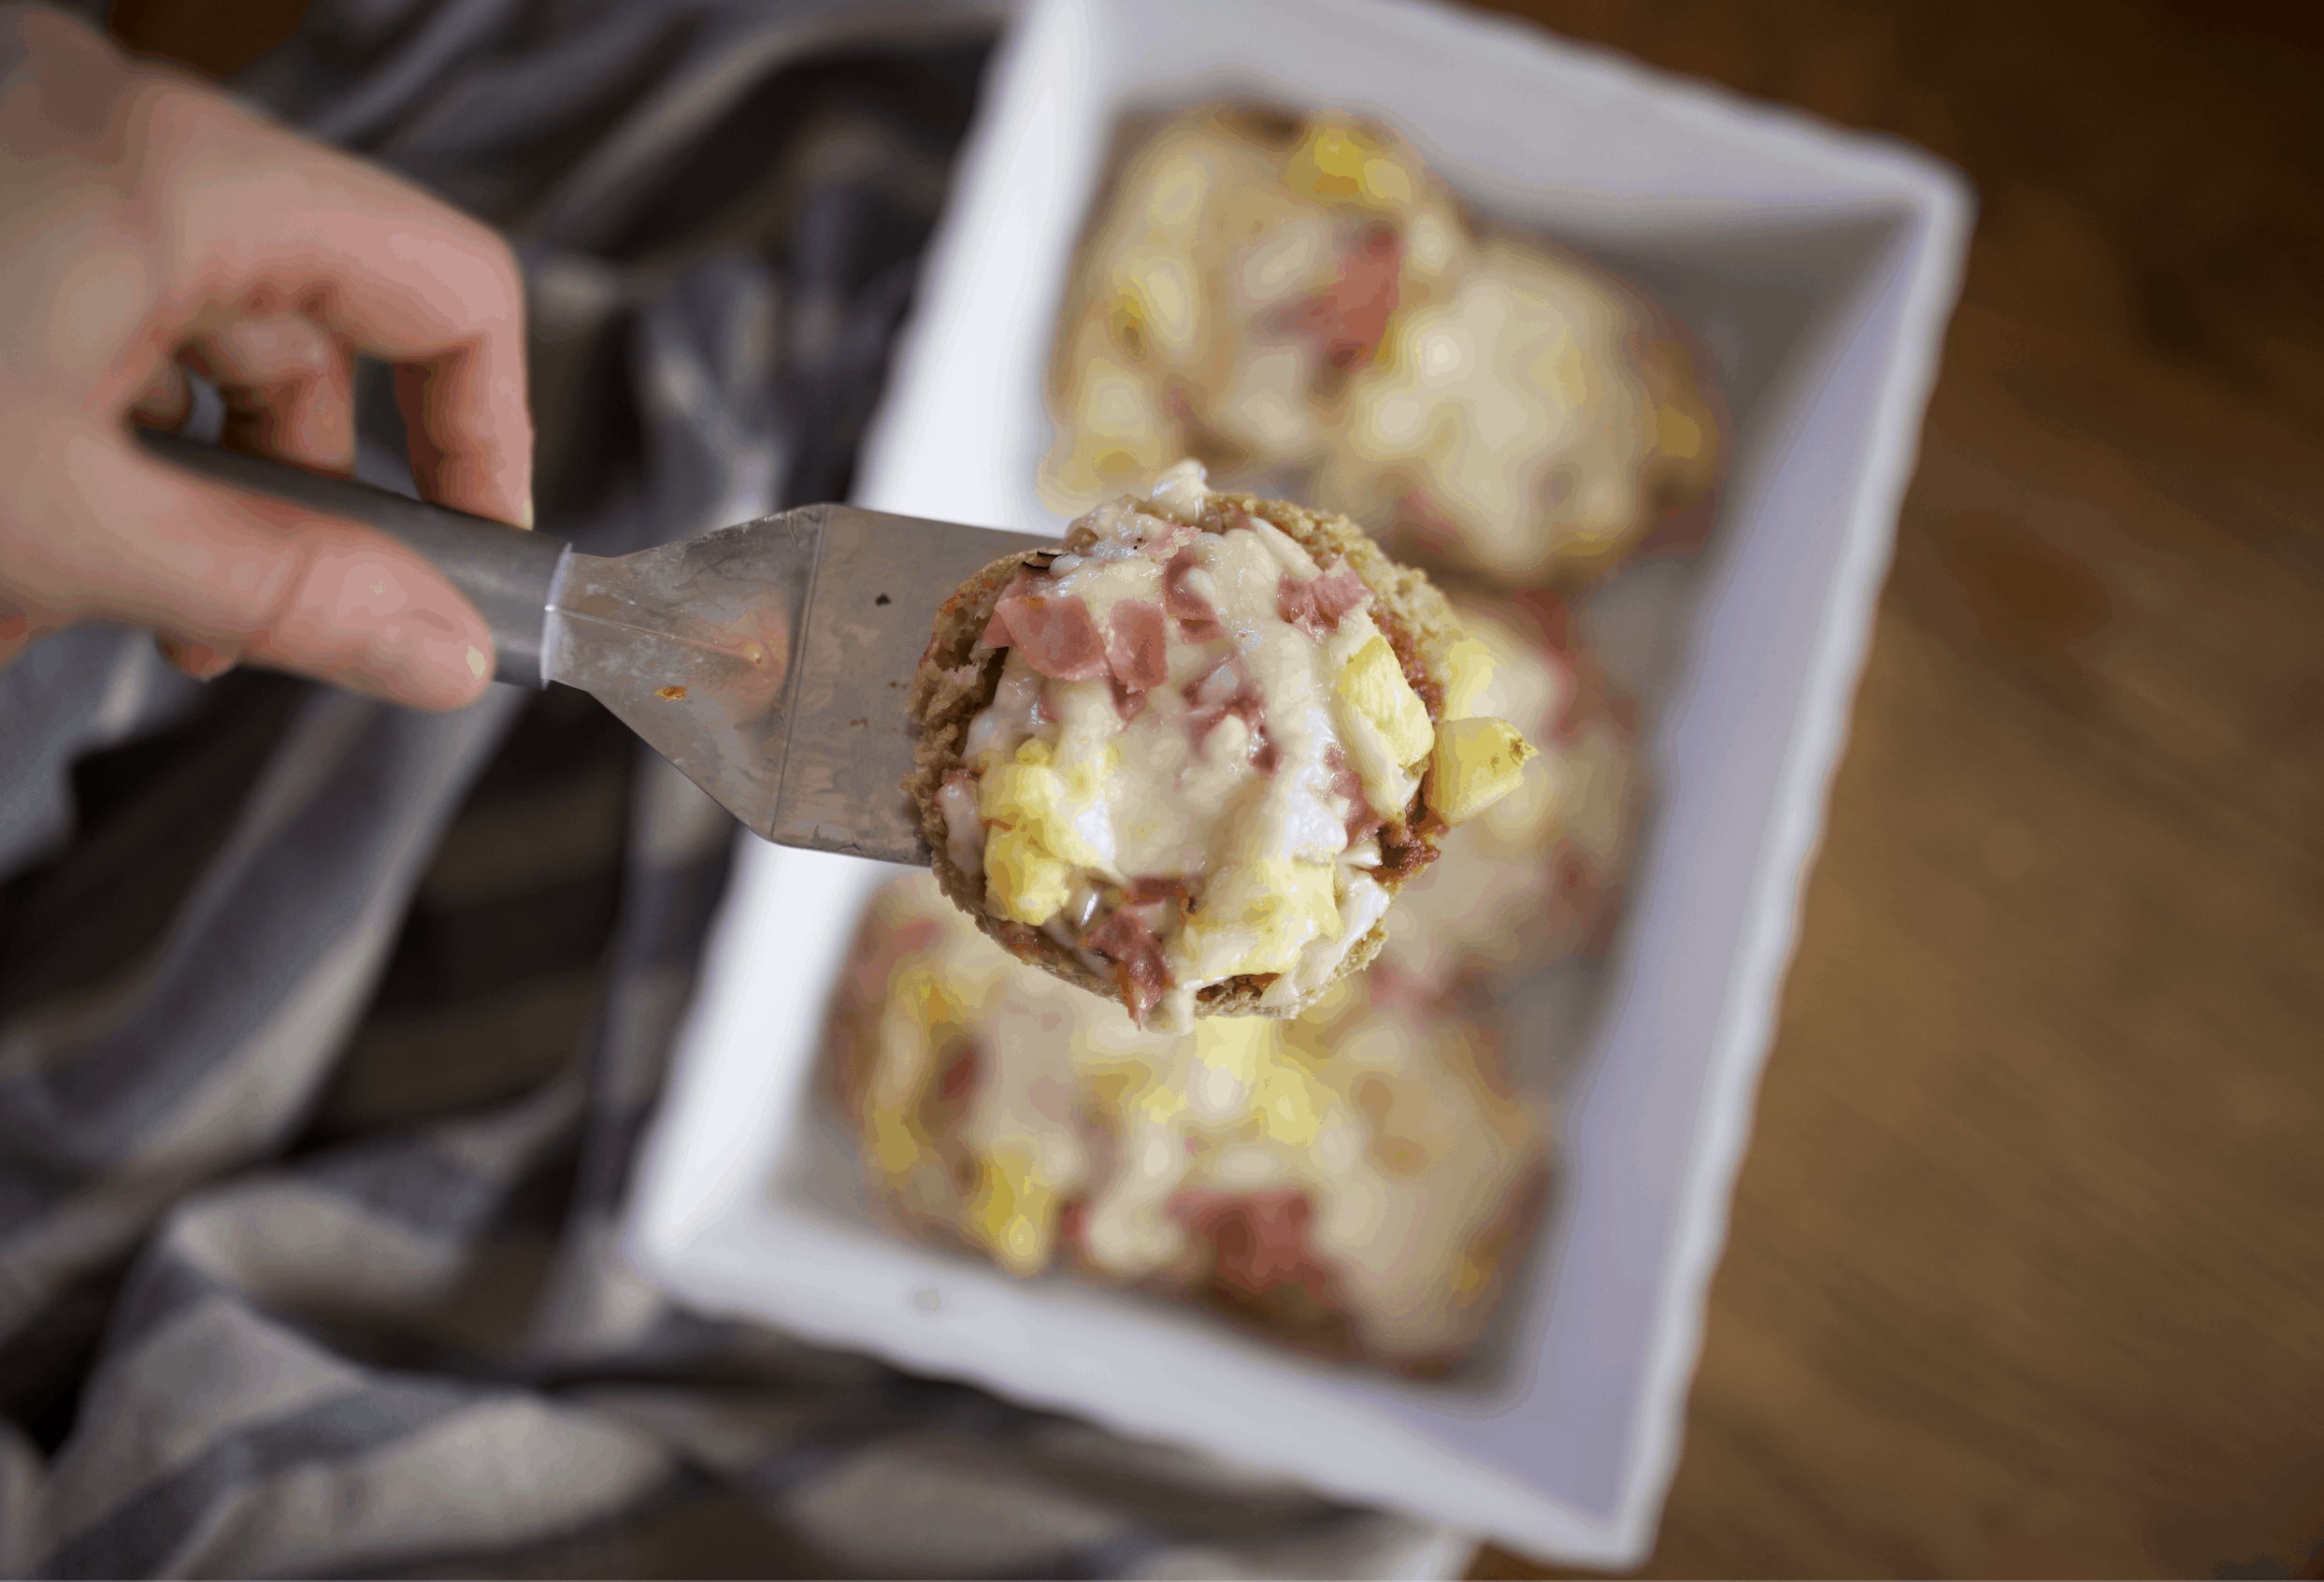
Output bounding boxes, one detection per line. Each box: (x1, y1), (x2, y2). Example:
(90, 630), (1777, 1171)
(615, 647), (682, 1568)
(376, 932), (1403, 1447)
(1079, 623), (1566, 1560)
(620, 0), (1970, 1566)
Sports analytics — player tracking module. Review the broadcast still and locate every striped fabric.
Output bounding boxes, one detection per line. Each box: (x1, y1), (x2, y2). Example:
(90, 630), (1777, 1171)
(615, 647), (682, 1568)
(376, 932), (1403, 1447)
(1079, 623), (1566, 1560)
(0, 0), (1467, 1575)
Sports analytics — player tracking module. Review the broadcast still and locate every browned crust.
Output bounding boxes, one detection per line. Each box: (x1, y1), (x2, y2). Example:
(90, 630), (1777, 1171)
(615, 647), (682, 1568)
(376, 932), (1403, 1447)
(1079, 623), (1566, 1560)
(902, 491), (1464, 1021)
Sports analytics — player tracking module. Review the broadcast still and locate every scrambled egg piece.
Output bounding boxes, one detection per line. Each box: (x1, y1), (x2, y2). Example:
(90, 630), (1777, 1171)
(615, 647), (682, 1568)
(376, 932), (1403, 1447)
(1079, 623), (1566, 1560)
(965, 1143), (1065, 1276)
(1193, 1017), (1330, 1151)
(868, 970), (970, 1178)
(1284, 122), (1415, 208)
(1338, 636), (1434, 765)
(1426, 717), (1541, 825)
(981, 739), (1106, 924)
(1179, 856), (1342, 981)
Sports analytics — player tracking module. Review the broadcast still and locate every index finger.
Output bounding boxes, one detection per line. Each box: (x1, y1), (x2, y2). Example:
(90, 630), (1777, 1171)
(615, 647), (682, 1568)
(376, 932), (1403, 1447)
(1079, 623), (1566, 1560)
(138, 82), (534, 526)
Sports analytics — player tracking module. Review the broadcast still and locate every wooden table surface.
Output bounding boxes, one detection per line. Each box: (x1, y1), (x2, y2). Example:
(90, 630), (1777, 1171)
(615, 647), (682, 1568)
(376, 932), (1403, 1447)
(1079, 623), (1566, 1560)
(108, 0), (2324, 1575)
(1456, 0), (2324, 1575)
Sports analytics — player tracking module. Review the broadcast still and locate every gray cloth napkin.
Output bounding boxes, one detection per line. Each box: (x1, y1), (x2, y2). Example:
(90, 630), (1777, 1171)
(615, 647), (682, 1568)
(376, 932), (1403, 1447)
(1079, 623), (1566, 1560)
(0, 0), (1469, 1575)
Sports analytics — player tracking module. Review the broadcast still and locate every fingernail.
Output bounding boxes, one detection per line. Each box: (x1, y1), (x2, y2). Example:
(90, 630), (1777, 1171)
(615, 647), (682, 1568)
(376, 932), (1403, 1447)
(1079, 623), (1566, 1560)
(266, 551), (495, 710)
(410, 619), (495, 706)
(517, 496), (536, 530)
(156, 633), (237, 681)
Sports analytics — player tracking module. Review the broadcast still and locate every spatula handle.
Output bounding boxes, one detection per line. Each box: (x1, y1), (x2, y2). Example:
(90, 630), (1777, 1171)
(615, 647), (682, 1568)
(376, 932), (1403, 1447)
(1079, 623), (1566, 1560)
(134, 427), (570, 689)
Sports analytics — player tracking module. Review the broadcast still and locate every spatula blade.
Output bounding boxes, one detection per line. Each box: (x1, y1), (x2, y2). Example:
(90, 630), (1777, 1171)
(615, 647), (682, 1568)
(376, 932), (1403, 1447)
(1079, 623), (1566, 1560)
(550, 504), (1051, 863)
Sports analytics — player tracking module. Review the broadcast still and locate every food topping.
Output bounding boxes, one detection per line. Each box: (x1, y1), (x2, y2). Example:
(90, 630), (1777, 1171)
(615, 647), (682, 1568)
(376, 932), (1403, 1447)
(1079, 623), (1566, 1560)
(832, 874), (1548, 1365)
(946, 460), (1529, 1029)
(1425, 716), (1541, 826)
(1041, 106), (1723, 587)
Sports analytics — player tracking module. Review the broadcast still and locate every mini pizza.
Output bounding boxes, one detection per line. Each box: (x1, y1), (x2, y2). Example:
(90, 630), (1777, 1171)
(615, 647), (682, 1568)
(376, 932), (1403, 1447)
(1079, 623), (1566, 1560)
(1040, 103), (1724, 590)
(825, 870), (1551, 1374)
(903, 461), (1540, 1033)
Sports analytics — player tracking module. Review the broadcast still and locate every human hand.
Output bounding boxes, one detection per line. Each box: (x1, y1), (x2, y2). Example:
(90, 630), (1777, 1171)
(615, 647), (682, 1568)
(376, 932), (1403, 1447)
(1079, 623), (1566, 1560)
(0, 5), (533, 710)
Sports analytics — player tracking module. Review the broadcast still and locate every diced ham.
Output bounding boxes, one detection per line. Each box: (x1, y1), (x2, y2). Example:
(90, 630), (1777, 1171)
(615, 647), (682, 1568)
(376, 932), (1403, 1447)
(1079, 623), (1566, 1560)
(979, 566), (1054, 652)
(1105, 598), (1169, 691)
(1295, 224), (1403, 369)
(1170, 1188), (1338, 1300)
(936, 1041), (980, 1104)
(1161, 549), (1224, 640)
(1275, 559), (1372, 640)
(1275, 574), (1325, 639)
(1313, 561), (1371, 620)
(1324, 742), (1383, 842)
(1081, 905), (1174, 1026)
(993, 591), (1108, 681)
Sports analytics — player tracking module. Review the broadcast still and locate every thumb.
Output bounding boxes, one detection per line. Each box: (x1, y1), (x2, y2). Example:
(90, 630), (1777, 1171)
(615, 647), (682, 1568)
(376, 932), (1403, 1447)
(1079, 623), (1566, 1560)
(177, 482), (499, 711)
(40, 426), (495, 709)
(243, 527), (496, 709)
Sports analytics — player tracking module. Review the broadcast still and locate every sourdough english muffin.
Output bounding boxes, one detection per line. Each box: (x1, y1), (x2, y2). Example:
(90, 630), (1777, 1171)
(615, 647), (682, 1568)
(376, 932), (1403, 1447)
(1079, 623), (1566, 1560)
(824, 868), (1552, 1375)
(905, 460), (1539, 1032)
(1040, 103), (1727, 591)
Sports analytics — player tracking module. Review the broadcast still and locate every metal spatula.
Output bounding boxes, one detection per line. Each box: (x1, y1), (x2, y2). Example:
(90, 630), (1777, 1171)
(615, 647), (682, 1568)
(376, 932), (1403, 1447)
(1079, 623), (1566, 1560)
(138, 429), (1050, 865)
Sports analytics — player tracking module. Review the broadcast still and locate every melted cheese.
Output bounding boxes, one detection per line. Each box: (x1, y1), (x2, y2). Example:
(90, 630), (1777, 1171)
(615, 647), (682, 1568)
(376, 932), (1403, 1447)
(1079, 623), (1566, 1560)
(951, 463), (1438, 1031)
(840, 870), (1547, 1361)
(1038, 105), (1718, 587)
